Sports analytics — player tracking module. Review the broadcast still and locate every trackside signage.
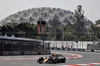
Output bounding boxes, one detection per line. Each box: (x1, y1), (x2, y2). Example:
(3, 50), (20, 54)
(37, 21), (46, 34)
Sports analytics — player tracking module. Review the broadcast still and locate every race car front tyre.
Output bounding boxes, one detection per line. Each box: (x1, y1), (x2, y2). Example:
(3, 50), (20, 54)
(60, 57), (66, 63)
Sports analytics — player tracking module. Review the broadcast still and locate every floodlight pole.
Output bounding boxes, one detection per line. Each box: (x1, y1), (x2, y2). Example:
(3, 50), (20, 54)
(40, 18), (42, 40)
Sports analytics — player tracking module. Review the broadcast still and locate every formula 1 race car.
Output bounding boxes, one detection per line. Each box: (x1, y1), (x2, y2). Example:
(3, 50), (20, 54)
(37, 54), (66, 64)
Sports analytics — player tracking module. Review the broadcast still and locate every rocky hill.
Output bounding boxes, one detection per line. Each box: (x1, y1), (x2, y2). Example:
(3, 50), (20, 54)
(0, 7), (93, 28)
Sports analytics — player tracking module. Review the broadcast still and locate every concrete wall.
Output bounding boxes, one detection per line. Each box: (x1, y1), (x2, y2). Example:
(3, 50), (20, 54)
(45, 41), (97, 49)
(87, 44), (100, 50)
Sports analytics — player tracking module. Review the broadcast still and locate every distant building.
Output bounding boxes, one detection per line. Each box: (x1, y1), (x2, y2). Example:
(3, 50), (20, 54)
(95, 24), (100, 39)
(0, 35), (51, 55)
(95, 24), (100, 28)
(0, 7), (93, 27)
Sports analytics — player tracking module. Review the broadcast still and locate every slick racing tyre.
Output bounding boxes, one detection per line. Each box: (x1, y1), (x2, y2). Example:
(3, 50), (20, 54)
(60, 57), (66, 63)
(53, 57), (57, 63)
(37, 57), (43, 64)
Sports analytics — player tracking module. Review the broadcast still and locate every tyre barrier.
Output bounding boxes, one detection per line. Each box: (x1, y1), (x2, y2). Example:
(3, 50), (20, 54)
(1, 51), (51, 56)
(51, 47), (100, 52)
(0, 51), (3, 55)
(31, 51), (38, 55)
(51, 47), (85, 51)
(3, 51), (22, 55)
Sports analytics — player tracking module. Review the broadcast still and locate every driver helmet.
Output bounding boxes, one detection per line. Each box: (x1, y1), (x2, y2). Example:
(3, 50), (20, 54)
(52, 54), (56, 57)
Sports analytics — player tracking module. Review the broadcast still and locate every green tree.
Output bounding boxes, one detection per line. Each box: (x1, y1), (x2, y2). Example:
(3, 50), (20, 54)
(0, 23), (18, 35)
(65, 26), (75, 34)
(79, 35), (98, 41)
(48, 18), (61, 40)
(0, 22), (38, 38)
(95, 20), (100, 25)
(62, 26), (77, 41)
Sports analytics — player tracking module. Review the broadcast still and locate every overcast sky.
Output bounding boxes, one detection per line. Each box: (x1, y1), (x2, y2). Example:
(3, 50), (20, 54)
(0, 0), (100, 23)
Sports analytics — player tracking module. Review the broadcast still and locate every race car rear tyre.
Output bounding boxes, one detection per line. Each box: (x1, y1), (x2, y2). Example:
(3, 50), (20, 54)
(38, 57), (43, 61)
(39, 61), (43, 64)
(37, 57), (43, 64)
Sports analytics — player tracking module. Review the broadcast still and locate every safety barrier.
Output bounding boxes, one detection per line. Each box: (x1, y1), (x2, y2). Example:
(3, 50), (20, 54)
(3, 51), (21, 55)
(51, 47), (100, 53)
(1, 51), (51, 56)
(13, 51), (21, 55)
(0, 51), (3, 55)
(51, 47), (85, 51)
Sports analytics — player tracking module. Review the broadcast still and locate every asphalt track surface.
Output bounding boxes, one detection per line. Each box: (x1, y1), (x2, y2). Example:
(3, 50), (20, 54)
(0, 50), (100, 66)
